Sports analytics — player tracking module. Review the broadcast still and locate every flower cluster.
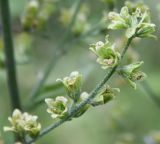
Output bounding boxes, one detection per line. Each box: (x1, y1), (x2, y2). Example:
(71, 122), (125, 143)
(118, 61), (147, 89)
(21, 0), (56, 31)
(4, 109), (41, 138)
(45, 71), (85, 119)
(108, 5), (156, 38)
(59, 4), (90, 36)
(45, 71), (119, 119)
(90, 35), (120, 69)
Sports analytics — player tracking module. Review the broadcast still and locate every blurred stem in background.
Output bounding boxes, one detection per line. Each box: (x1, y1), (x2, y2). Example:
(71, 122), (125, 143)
(140, 81), (160, 108)
(0, 0), (21, 110)
(29, 0), (85, 100)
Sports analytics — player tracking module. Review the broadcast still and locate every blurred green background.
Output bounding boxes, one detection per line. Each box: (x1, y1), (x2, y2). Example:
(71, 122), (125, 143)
(0, 0), (160, 143)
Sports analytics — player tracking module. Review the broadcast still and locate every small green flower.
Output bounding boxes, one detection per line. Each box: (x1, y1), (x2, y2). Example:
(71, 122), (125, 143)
(4, 109), (41, 138)
(90, 85), (120, 107)
(136, 22), (156, 38)
(90, 35), (120, 69)
(45, 96), (68, 119)
(118, 61), (147, 89)
(57, 71), (82, 101)
(108, 6), (131, 30)
(23, 113), (41, 138)
(108, 5), (156, 38)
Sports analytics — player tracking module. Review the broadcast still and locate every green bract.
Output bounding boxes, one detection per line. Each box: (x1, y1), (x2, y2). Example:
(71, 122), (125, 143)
(108, 6), (156, 38)
(90, 35), (120, 69)
(4, 109), (41, 138)
(90, 85), (120, 106)
(118, 61), (147, 89)
(57, 71), (82, 101)
(45, 96), (68, 119)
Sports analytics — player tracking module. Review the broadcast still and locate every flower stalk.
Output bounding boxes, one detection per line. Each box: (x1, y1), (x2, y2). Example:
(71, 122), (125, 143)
(0, 0), (21, 110)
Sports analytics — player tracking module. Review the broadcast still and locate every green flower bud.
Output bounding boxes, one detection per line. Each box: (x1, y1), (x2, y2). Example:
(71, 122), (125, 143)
(45, 96), (68, 119)
(118, 61), (147, 89)
(136, 23), (156, 38)
(108, 6), (130, 30)
(57, 71), (82, 101)
(90, 35), (120, 69)
(74, 92), (90, 117)
(4, 109), (41, 138)
(90, 85), (120, 107)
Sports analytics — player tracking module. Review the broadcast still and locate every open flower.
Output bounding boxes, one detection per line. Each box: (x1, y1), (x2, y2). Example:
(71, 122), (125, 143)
(45, 96), (68, 119)
(23, 113), (41, 138)
(118, 61), (147, 89)
(57, 71), (82, 101)
(90, 35), (120, 69)
(108, 5), (156, 38)
(4, 109), (41, 138)
(90, 85), (120, 106)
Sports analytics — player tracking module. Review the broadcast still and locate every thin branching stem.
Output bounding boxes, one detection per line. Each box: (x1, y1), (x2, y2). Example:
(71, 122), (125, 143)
(26, 36), (134, 144)
(140, 81), (160, 108)
(0, 0), (21, 110)
(30, 0), (84, 100)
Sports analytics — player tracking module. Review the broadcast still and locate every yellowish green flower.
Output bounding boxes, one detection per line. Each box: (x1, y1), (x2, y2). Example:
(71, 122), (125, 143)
(45, 96), (68, 119)
(90, 85), (120, 106)
(4, 109), (41, 138)
(118, 61), (147, 89)
(90, 35), (120, 69)
(57, 71), (82, 101)
(108, 5), (156, 38)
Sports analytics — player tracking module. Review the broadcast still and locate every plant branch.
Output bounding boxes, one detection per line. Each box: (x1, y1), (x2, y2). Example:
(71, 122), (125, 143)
(140, 81), (160, 108)
(26, 36), (134, 144)
(0, 0), (21, 110)
(30, 0), (84, 100)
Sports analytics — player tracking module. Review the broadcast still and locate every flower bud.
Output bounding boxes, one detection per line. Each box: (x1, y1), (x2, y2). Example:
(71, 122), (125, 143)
(45, 96), (68, 119)
(90, 35), (120, 69)
(57, 71), (82, 101)
(118, 61), (147, 89)
(108, 6), (130, 30)
(90, 85), (120, 107)
(136, 23), (156, 38)
(74, 92), (90, 117)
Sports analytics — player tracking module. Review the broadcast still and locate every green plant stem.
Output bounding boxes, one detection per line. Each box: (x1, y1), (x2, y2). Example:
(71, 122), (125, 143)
(140, 81), (160, 108)
(0, 0), (21, 110)
(26, 36), (134, 144)
(30, 0), (84, 100)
